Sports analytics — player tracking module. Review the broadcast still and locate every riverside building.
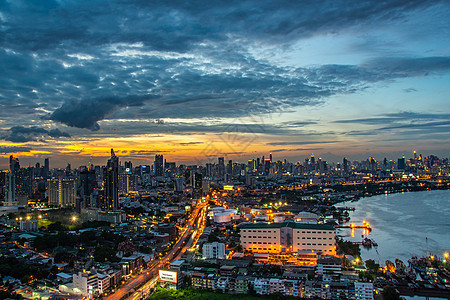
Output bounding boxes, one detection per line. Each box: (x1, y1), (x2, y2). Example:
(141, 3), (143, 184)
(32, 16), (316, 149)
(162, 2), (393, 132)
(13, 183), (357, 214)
(240, 222), (336, 255)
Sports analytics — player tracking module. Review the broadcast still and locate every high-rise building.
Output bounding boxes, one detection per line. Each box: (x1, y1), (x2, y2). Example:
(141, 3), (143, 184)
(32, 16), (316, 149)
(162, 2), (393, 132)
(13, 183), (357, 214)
(5, 172), (17, 206)
(343, 157), (349, 173)
(79, 167), (97, 208)
(194, 173), (203, 190)
(9, 155), (20, 172)
(48, 178), (76, 207)
(103, 149), (119, 210)
(397, 156), (406, 170)
(154, 154), (164, 176)
(43, 158), (50, 179)
(218, 157), (225, 178)
(226, 160), (233, 176)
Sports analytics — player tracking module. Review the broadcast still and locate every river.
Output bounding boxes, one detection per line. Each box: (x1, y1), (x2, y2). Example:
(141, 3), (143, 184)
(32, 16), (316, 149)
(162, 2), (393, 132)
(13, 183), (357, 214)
(337, 189), (450, 264)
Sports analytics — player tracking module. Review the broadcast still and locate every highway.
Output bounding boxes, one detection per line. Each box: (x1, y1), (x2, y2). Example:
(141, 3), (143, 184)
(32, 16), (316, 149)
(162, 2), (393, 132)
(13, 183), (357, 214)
(105, 202), (207, 300)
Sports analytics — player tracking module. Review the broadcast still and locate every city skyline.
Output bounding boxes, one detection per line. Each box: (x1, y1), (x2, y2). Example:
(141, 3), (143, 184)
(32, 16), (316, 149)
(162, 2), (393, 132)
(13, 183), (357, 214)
(1, 1), (450, 168)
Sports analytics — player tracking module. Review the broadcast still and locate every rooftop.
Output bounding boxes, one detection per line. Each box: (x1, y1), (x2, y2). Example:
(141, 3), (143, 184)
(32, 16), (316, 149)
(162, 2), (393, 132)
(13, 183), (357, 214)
(241, 221), (334, 231)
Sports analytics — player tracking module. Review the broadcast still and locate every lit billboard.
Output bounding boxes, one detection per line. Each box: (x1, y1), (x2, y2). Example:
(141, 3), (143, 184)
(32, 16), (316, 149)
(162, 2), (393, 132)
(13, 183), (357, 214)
(159, 270), (177, 283)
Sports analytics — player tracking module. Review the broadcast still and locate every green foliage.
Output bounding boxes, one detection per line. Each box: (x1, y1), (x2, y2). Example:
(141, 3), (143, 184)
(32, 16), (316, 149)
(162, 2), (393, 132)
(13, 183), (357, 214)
(0, 290), (22, 299)
(100, 231), (126, 246)
(0, 257), (49, 282)
(365, 259), (380, 272)
(79, 231), (97, 245)
(54, 251), (76, 263)
(47, 221), (68, 231)
(147, 287), (304, 300)
(94, 245), (120, 262)
(382, 285), (400, 300)
(337, 239), (361, 258)
(33, 232), (78, 251)
(78, 220), (111, 229)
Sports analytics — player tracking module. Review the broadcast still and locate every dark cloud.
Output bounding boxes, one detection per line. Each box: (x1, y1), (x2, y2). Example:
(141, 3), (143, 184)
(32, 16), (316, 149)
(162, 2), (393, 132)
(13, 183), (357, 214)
(0, 146), (33, 154)
(1, 126), (71, 143)
(336, 112), (450, 125)
(2, 0), (443, 51)
(179, 142), (203, 145)
(0, 0), (449, 137)
(49, 94), (160, 130)
(267, 141), (338, 146)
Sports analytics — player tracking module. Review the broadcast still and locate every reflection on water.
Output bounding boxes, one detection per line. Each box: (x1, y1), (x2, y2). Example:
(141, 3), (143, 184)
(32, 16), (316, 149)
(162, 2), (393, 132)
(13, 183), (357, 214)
(337, 189), (450, 263)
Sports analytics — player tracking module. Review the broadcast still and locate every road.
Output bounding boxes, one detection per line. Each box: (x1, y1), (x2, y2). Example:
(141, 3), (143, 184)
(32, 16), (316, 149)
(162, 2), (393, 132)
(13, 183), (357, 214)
(105, 203), (207, 300)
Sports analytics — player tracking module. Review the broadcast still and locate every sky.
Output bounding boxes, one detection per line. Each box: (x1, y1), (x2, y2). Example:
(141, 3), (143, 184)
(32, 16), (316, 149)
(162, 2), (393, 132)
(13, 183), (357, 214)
(1, 0), (450, 169)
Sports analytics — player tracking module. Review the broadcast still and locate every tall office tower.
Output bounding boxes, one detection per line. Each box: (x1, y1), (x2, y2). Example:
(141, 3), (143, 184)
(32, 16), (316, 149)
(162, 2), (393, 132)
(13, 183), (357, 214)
(43, 158), (50, 179)
(397, 156), (406, 170)
(194, 173), (202, 190)
(5, 172), (17, 206)
(218, 157), (225, 178)
(48, 178), (76, 207)
(226, 160), (233, 176)
(205, 163), (213, 177)
(9, 155), (20, 172)
(103, 149), (119, 210)
(79, 167), (98, 207)
(269, 153), (273, 163)
(124, 161), (132, 170)
(264, 158), (271, 174)
(173, 178), (185, 192)
(343, 157), (349, 173)
(184, 169), (191, 186)
(154, 154), (164, 176)
(310, 154), (315, 165)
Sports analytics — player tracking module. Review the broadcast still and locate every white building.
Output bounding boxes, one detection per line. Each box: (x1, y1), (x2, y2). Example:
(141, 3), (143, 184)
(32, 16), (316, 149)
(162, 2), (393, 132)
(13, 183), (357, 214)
(73, 270), (98, 296)
(203, 242), (226, 259)
(240, 222), (335, 255)
(354, 282), (374, 300)
(253, 278), (302, 297)
(316, 255), (342, 275)
(97, 273), (110, 294)
(294, 211), (319, 223)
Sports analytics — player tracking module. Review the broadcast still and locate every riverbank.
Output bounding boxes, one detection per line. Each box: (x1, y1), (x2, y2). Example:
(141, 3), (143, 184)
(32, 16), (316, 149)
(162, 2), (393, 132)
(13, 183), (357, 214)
(336, 189), (450, 263)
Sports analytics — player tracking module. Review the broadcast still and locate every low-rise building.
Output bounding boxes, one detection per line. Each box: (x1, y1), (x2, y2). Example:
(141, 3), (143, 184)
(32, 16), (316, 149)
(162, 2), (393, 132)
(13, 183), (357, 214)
(202, 242), (226, 259)
(354, 282), (374, 300)
(73, 270), (98, 296)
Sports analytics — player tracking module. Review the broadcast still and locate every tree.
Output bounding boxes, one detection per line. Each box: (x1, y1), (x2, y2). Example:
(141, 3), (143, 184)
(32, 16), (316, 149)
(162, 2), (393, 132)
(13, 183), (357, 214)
(47, 221), (67, 231)
(382, 285), (400, 300)
(94, 245), (119, 262)
(365, 259), (380, 272)
(117, 240), (136, 257)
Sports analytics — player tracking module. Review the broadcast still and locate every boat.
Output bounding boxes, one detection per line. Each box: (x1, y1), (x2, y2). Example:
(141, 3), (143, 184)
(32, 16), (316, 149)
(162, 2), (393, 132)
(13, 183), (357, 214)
(386, 260), (396, 273)
(395, 259), (406, 273)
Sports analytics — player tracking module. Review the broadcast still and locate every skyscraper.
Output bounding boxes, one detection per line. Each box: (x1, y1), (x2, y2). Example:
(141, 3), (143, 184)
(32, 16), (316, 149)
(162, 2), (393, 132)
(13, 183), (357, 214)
(154, 154), (164, 176)
(397, 156), (406, 170)
(48, 178), (76, 207)
(43, 158), (50, 179)
(9, 155), (20, 172)
(5, 172), (17, 206)
(218, 157), (225, 178)
(103, 149), (119, 210)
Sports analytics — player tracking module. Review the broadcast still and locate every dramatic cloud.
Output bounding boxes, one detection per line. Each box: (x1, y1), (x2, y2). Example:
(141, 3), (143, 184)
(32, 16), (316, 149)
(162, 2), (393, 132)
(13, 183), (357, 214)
(49, 94), (160, 130)
(267, 141), (338, 146)
(0, 0), (449, 165)
(1, 126), (71, 143)
(0, 146), (32, 154)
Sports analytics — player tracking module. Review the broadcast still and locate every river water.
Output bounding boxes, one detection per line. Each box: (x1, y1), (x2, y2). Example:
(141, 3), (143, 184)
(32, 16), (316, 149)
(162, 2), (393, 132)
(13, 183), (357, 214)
(336, 189), (450, 264)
